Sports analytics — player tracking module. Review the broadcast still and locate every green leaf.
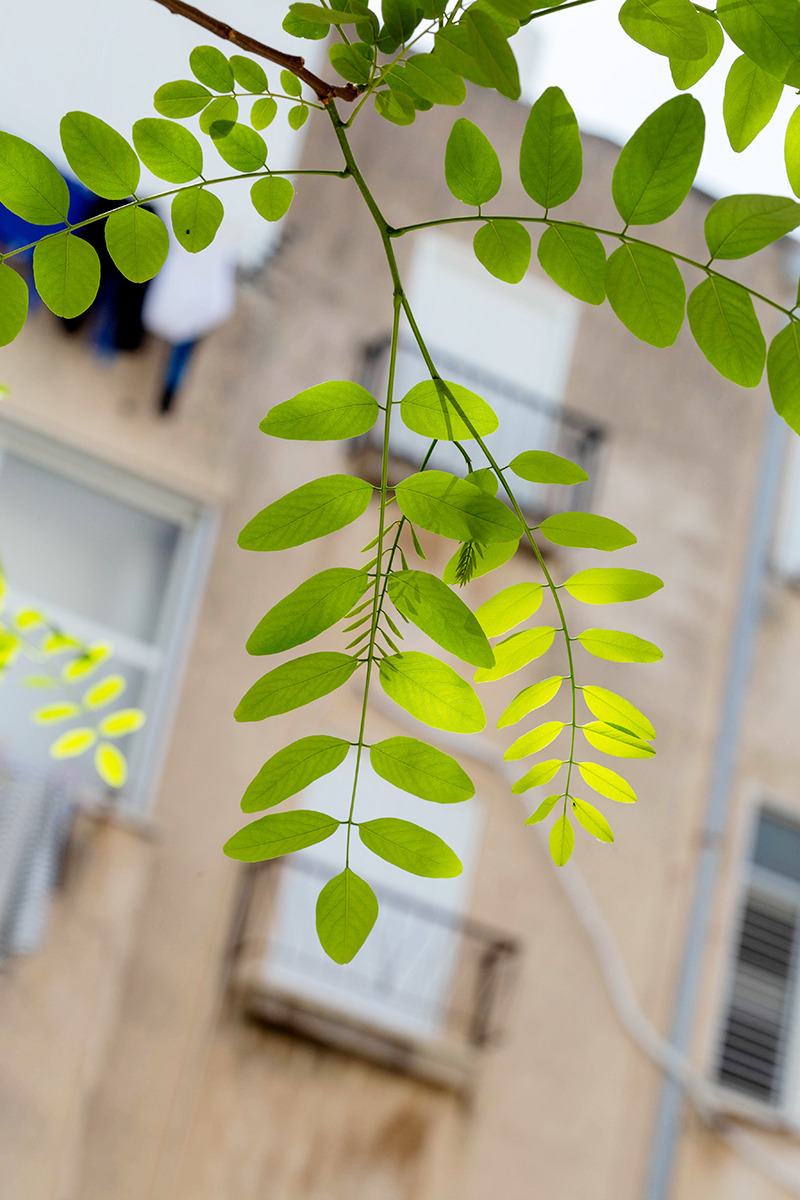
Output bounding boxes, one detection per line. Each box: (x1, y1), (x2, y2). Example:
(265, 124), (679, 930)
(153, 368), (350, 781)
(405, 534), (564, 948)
(395, 471), (523, 544)
(359, 817), (462, 877)
(281, 69), (303, 97)
(768, 322), (800, 433)
(605, 242), (685, 348)
(247, 568), (369, 655)
(581, 685), (655, 739)
(473, 220), (531, 283)
(250, 176), (294, 223)
(563, 567), (663, 604)
(132, 118), (202, 183)
(104, 207), (169, 283)
(475, 581), (543, 636)
(190, 45), (234, 92)
(578, 760), (637, 803)
(549, 813), (574, 863)
(283, 8), (330, 37)
(382, 63), (432, 110)
(508, 450), (588, 484)
(375, 90), (416, 125)
(619, 0), (708, 60)
(33, 233), (100, 319)
(444, 118), (501, 207)
(382, 0), (420, 41)
(724, 55), (782, 152)
(442, 539), (519, 583)
(401, 378), (498, 440)
(539, 511), (635, 551)
(239, 474), (373, 551)
(288, 3), (359, 24)
(388, 569), (494, 667)
(434, 26), (492, 88)
(235, 652), (359, 721)
(577, 628), (663, 663)
(0, 265), (28, 347)
(50, 728), (97, 759)
(251, 98), (278, 130)
(571, 797), (614, 841)
(289, 105), (310, 131)
(329, 42), (373, 85)
(582, 720), (656, 758)
(262, 380), (377, 440)
(60, 111), (140, 201)
(670, 11), (724, 87)
(0, 132), (69, 224)
(230, 54), (268, 93)
(212, 123), (267, 172)
(537, 223), (606, 305)
(379, 650), (485, 732)
(154, 80), (213, 118)
(705, 194), (800, 259)
(474, 626), (555, 682)
(717, 0), (800, 83)
(511, 758), (562, 793)
(316, 869), (378, 964)
(497, 675), (563, 728)
(786, 108), (800, 198)
(199, 95), (238, 135)
(466, 469), (496, 493)
(241, 735), (350, 812)
(463, 8), (520, 100)
(224, 809), (339, 861)
(370, 736), (475, 802)
(612, 95), (704, 225)
(687, 276), (766, 387)
(404, 54), (466, 105)
(171, 186), (224, 253)
(504, 720), (565, 760)
(524, 794), (561, 824)
(519, 87), (582, 209)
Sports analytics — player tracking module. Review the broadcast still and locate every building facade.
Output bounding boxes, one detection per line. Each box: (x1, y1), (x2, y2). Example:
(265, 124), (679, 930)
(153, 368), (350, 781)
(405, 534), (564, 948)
(1, 26), (800, 1200)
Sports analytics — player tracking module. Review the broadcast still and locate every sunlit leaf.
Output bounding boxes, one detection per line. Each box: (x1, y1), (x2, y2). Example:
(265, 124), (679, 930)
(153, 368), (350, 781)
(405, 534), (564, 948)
(473, 219), (531, 284)
(724, 56), (782, 152)
(474, 626), (555, 682)
(670, 11), (724, 87)
(605, 242), (685, 347)
(316, 869), (378, 964)
(705, 194), (800, 259)
(33, 702), (81, 724)
(563, 567), (663, 604)
(687, 276), (766, 387)
(60, 111), (140, 203)
(524, 793), (561, 824)
(549, 813), (574, 863)
(571, 796), (614, 841)
(0, 131), (69, 224)
(241, 735), (350, 812)
(404, 54), (466, 105)
(519, 87), (582, 208)
(508, 450), (588, 484)
(370, 736), (475, 803)
(95, 742), (128, 788)
(539, 511), (635, 551)
(375, 90), (416, 125)
(582, 720), (656, 758)
(190, 45), (235, 92)
(497, 675), (563, 728)
(768, 321), (800, 433)
(388, 569), (493, 667)
(83, 674), (126, 708)
(251, 98), (279, 130)
(261, 381), (377, 440)
(578, 760), (637, 803)
(577, 627), (663, 663)
(154, 80), (212, 118)
(329, 42), (373, 85)
(401, 378), (498, 440)
(442, 538), (520, 583)
(247, 568), (369, 654)
(288, 104), (310, 131)
(230, 54), (268, 93)
(619, 0), (708, 59)
(581, 685), (655, 739)
(224, 809), (340, 861)
(172, 186), (224, 253)
(462, 7), (520, 99)
(395, 471), (523, 543)
(199, 95), (238, 135)
(98, 708), (147, 736)
(612, 95), (704, 225)
(238, 475), (373, 551)
(50, 728), (96, 758)
(34, 233), (101, 319)
(235, 652), (360, 721)
(251, 175), (294, 222)
(717, 0), (800, 83)
(359, 817), (462, 876)
(504, 720), (565, 760)
(379, 650), (485, 732)
(62, 643), (111, 680)
(105, 207), (169, 283)
(132, 118), (203, 184)
(537, 223), (606, 305)
(475, 581), (543, 636)
(212, 122), (267, 172)
(444, 117), (501, 206)
(0, 265), (28, 347)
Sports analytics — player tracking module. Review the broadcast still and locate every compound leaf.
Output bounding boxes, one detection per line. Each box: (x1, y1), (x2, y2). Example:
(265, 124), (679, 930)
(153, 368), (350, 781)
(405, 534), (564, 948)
(474, 626), (555, 682)
(687, 276), (766, 387)
(537, 223), (606, 304)
(224, 809), (339, 861)
(60, 111), (140, 200)
(105, 207), (169, 283)
(241, 735), (350, 811)
(474, 220), (531, 283)
(132, 118), (203, 183)
(539, 511), (635, 551)
(316, 870), (378, 964)
(612, 95), (704, 225)
(605, 242), (685, 347)
(172, 186), (224, 252)
(239, 474), (373, 551)
(509, 450), (588, 484)
(563, 567), (663, 604)
(247, 568), (369, 655)
(578, 760), (637, 803)
(235, 652), (359, 721)
(705, 194), (800, 259)
(577, 628), (663, 663)
(370, 736), (475, 802)
(724, 55), (783, 151)
(768, 321), (800, 433)
(619, 0), (708, 59)
(444, 117), (501, 206)
(520, 86), (582, 208)
(571, 797), (614, 841)
(497, 675), (563, 728)
(359, 817), (462, 876)
(388, 569), (495, 667)
(401, 378), (498, 440)
(396, 471), (522, 543)
(581, 685), (655, 739)
(379, 650), (485, 732)
(33, 233), (100, 319)
(0, 132), (69, 224)
(549, 813), (574, 863)
(475, 581), (543, 636)
(262, 381), (378, 440)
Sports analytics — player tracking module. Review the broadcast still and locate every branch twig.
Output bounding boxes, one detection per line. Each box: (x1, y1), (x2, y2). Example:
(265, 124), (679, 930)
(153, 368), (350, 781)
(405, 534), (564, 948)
(150, 0), (360, 104)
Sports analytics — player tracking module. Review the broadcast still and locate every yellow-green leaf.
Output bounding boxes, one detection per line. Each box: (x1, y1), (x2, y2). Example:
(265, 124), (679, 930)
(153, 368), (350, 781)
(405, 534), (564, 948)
(34, 702), (81, 724)
(549, 813), (574, 864)
(95, 742), (128, 788)
(571, 797), (614, 841)
(497, 675), (564, 728)
(83, 674), (127, 708)
(475, 582), (543, 636)
(98, 708), (146, 737)
(511, 758), (563, 793)
(504, 720), (565, 760)
(474, 626), (555, 682)
(50, 728), (96, 758)
(578, 760), (637, 803)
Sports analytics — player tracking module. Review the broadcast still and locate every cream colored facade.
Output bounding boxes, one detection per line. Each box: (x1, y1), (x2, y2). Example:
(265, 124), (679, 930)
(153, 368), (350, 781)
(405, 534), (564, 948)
(0, 75), (799, 1200)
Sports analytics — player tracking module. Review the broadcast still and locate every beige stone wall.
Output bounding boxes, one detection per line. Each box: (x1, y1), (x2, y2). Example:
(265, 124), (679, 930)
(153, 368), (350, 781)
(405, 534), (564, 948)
(0, 75), (797, 1200)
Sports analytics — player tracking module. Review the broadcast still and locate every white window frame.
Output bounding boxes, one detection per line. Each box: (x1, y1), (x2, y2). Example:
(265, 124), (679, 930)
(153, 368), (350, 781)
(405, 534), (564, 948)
(0, 415), (219, 813)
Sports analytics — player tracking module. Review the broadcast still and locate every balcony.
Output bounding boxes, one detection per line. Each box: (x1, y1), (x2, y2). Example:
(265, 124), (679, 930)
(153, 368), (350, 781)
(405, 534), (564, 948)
(351, 337), (605, 521)
(228, 854), (521, 1091)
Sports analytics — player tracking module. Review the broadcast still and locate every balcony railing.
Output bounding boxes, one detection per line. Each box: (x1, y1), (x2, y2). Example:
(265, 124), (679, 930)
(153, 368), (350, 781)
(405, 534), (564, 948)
(229, 854), (521, 1087)
(352, 337), (605, 521)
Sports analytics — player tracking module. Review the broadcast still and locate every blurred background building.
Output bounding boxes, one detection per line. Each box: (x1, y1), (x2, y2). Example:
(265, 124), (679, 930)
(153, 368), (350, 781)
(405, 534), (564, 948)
(2, 3), (800, 1199)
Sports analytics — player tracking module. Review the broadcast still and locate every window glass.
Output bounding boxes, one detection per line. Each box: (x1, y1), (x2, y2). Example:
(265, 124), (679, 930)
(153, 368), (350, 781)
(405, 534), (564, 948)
(753, 812), (800, 884)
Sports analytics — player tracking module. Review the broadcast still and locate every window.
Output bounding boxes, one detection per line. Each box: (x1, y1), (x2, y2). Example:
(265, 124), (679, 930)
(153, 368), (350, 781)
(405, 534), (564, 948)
(717, 807), (800, 1108)
(0, 418), (216, 955)
(358, 233), (603, 517)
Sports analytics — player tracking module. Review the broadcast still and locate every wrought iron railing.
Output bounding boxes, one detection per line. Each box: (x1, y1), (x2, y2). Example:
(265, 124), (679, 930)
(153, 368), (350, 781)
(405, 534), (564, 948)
(352, 337), (605, 521)
(232, 854), (521, 1055)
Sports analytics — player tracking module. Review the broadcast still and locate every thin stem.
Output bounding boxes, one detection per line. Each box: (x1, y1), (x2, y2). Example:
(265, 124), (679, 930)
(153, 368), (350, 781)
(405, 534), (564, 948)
(520, 0), (597, 22)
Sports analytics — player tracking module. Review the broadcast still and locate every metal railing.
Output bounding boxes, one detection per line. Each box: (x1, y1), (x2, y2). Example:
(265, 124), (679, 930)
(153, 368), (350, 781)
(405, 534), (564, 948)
(236, 854), (521, 1052)
(352, 337), (605, 521)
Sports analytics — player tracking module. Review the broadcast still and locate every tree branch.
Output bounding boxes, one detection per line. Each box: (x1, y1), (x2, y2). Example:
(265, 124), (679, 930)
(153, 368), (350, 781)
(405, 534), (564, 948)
(150, 0), (360, 104)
